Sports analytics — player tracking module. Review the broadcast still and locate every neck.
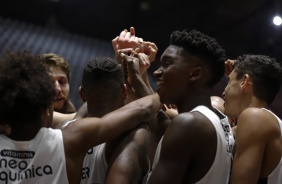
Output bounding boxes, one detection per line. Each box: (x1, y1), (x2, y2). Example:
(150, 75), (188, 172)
(8, 123), (43, 141)
(176, 90), (213, 113)
(242, 96), (269, 111)
(87, 102), (122, 118)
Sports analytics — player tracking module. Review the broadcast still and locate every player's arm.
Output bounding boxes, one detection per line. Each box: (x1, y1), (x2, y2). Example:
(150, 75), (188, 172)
(62, 93), (161, 154)
(231, 108), (274, 184)
(148, 113), (208, 184)
(105, 124), (151, 184)
(52, 111), (76, 129)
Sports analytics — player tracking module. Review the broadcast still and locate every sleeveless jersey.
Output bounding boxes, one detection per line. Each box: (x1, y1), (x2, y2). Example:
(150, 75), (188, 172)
(257, 109), (282, 184)
(148, 105), (234, 184)
(0, 127), (69, 184)
(80, 143), (107, 184)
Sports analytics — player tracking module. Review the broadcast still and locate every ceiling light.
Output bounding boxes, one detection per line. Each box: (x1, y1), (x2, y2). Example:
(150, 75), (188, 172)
(273, 16), (282, 26)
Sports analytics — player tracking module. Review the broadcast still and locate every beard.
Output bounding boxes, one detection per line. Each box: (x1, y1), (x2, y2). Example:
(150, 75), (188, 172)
(54, 95), (69, 113)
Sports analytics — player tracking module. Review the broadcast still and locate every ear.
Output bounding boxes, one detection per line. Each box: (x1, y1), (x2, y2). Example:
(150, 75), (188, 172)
(41, 107), (53, 128)
(122, 84), (128, 99)
(79, 86), (87, 102)
(240, 74), (252, 90)
(189, 67), (202, 81)
(42, 108), (51, 118)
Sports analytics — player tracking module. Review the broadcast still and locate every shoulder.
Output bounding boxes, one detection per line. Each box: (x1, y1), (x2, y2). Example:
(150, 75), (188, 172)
(114, 124), (151, 153)
(237, 108), (280, 140)
(162, 111), (217, 152)
(169, 111), (217, 136)
(240, 107), (269, 119)
(239, 108), (278, 130)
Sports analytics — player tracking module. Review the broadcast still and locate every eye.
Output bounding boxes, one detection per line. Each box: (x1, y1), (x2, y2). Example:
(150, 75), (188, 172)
(59, 80), (68, 85)
(162, 61), (170, 68)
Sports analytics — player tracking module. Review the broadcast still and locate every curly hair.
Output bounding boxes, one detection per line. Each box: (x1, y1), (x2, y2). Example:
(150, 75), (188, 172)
(0, 51), (55, 125)
(42, 53), (71, 82)
(170, 29), (226, 87)
(234, 54), (282, 105)
(82, 57), (124, 96)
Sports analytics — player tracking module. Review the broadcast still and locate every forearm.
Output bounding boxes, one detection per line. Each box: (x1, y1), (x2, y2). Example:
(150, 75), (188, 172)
(141, 72), (154, 93)
(124, 93), (159, 110)
(130, 74), (153, 99)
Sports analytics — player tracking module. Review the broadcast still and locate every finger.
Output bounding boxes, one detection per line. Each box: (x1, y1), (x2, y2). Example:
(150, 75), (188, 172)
(149, 42), (158, 51)
(139, 53), (147, 66)
(225, 59), (235, 76)
(130, 27), (135, 36)
(117, 48), (134, 55)
(138, 38), (143, 43)
(134, 36), (139, 43)
(125, 31), (131, 40)
(121, 52), (127, 60)
(121, 53), (128, 74)
(115, 50), (121, 64)
(135, 47), (140, 53)
(148, 46), (157, 62)
(130, 34), (136, 42)
(112, 36), (119, 51)
(162, 104), (168, 111)
(120, 29), (127, 38)
(171, 104), (177, 109)
(130, 51), (137, 57)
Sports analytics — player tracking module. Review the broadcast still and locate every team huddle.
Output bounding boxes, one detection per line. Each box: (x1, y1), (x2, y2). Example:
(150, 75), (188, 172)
(0, 27), (281, 184)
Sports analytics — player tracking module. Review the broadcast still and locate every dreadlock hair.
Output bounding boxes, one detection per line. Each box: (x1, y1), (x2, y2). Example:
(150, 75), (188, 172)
(234, 54), (282, 105)
(82, 57), (124, 98)
(170, 29), (226, 87)
(0, 50), (55, 126)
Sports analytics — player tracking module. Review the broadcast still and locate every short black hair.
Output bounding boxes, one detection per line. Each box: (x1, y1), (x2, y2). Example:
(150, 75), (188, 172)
(170, 29), (226, 87)
(82, 57), (124, 97)
(235, 54), (282, 105)
(0, 51), (55, 125)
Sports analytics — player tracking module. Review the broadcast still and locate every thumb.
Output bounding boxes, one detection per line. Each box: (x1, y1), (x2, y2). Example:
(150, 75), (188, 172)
(112, 36), (119, 52)
(148, 46), (157, 62)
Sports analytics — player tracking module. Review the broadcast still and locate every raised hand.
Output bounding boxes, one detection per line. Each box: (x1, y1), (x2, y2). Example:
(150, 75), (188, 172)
(115, 48), (134, 64)
(112, 27), (143, 52)
(136, 53), (151, 75)
(136, 41), (158, 62)
(225, 59), (237, 76)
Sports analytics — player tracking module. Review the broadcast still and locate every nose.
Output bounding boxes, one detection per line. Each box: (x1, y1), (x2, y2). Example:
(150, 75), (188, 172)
(54, 81), (62, 93)
(153, 68), (163, 78)
(222, 91), (226, 99)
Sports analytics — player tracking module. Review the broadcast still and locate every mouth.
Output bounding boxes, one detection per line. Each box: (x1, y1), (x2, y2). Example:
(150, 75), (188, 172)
(55, 97), (63, 101)
(156, 81), (164, 88)
(54, 95), (66, 103)
(53, 97), (65, 110)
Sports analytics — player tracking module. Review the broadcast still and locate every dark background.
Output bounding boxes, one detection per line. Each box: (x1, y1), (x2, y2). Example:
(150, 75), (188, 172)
(0, 0), (282, 117)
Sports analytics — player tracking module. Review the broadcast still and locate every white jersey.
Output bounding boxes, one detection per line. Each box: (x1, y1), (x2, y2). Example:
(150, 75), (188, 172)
(63, 119), (107, 184)
(80, 143), (107, 184)
(0, 127), (69, 184)
(259, 109), (282, 184)
(149, 105), (234, 184)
